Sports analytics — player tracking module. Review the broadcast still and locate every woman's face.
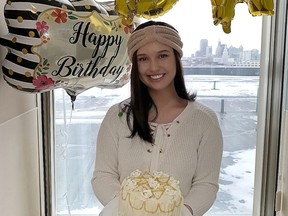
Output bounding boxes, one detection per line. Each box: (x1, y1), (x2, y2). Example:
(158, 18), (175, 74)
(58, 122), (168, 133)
(136, 41), (177, 93)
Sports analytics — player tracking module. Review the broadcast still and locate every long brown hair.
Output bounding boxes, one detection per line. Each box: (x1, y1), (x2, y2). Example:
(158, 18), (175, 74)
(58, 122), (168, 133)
(125, 21), (196, 143)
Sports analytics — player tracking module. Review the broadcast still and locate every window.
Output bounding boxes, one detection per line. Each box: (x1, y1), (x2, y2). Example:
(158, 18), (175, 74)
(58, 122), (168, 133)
(54, 86), (130, 216)
(49, 0), (274, 215)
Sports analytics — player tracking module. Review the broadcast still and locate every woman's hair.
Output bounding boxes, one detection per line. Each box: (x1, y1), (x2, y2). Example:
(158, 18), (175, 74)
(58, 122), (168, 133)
(125, 21), (196, 143)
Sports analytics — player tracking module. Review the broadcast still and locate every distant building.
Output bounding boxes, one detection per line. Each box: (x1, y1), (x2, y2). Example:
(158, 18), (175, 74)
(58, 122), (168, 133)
(251, 49), (260, 60)
(215, 41), (226, 57)
(206, 46), (213, 57)
(200, 39), (208, 56)
(196, 39), (208, 57)
(243, 50), (260, 61)
(228, 45), (244, 61)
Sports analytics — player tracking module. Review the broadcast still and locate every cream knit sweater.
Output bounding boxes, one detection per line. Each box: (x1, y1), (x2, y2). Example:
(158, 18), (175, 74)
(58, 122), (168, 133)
(91, 100), (223, 216)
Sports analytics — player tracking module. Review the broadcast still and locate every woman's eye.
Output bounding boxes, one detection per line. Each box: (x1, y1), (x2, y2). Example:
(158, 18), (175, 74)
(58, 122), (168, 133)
(159, 54), (168, 59)
(137, 57), (147, 62)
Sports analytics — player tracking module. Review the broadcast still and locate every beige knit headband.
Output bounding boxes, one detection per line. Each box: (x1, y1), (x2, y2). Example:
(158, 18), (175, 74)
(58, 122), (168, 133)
(127, 25), (183, 61)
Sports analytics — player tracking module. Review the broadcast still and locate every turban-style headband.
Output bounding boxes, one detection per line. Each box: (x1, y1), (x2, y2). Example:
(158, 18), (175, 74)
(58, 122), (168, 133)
(127, 25), (183, 61)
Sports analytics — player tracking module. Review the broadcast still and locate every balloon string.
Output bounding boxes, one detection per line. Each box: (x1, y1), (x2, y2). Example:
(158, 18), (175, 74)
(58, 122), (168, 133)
(61, 89), (69, 158)
(66, 96), (74, 216)
(60, 89), (73, 216)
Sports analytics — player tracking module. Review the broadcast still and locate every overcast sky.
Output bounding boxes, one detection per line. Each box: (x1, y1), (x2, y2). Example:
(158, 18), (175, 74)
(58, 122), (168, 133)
(151, 0), (263, 57)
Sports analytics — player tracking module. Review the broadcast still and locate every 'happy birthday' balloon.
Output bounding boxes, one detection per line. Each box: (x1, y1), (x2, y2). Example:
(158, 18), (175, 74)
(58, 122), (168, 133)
(0, 0), (133, 101)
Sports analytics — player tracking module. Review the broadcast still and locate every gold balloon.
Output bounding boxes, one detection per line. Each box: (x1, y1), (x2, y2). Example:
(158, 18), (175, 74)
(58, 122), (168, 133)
(115, 0), (134, 19)
(211, 0), (274, 34)
(211, 0), (238, 33)
(115, 0), (178, 23)
(244, 0), (274, 16)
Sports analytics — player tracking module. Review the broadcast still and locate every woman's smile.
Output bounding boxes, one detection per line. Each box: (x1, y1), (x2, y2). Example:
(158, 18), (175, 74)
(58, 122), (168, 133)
(149, 73), (165, 80)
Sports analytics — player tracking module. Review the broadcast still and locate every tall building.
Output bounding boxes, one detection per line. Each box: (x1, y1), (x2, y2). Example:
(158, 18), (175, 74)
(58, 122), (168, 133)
(199, 39), (208, 57)
(215, 41), (226, 57)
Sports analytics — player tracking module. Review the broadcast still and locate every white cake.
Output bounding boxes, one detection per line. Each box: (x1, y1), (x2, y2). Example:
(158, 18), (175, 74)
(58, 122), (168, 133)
(119, 169), (183, 216)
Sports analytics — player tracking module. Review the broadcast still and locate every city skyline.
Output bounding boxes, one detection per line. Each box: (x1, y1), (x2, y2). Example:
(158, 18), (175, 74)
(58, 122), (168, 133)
(192, 38), (260, 57)
(181, 38), (261, 69)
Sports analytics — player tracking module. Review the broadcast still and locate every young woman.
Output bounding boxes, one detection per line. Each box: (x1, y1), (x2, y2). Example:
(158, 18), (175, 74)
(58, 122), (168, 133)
(91, 20), (223, 216)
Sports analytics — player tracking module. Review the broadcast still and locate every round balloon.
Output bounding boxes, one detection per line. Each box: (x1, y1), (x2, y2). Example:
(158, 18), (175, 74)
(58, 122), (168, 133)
(0, 0), (133, 100)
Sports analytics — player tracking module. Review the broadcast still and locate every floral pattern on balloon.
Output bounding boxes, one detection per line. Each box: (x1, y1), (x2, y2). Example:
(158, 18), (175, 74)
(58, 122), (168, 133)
(0, 0), (133, 101)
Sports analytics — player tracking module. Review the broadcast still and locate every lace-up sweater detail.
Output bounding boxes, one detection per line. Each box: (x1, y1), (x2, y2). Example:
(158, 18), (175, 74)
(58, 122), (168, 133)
(148, 122), (172, 172)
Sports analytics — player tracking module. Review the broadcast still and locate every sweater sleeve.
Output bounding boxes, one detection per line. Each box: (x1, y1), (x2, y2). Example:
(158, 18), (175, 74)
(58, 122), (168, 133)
(91, 105), (121, 206)
(184, 111), (223, 216)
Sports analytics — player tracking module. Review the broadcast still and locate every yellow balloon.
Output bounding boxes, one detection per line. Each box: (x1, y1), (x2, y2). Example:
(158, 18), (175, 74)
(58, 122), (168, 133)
(245, 0), (274, 16)
(211, 0), (238, 34)
(115, 0), (178, 21)
(115, 0), (136, 19)
(211, 0), (274, 34)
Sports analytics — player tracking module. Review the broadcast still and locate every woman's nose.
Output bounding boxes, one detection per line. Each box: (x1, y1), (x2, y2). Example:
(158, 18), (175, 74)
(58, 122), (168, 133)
(149, 59), (159, 72)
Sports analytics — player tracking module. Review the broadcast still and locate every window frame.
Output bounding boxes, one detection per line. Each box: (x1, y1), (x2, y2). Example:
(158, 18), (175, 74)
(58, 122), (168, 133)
(253, 0), (287, 215)
(41, 91), (56, 216)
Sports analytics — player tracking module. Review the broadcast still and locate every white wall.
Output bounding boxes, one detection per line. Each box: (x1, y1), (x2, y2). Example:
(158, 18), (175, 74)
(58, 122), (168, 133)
(0, 0), (43, 215)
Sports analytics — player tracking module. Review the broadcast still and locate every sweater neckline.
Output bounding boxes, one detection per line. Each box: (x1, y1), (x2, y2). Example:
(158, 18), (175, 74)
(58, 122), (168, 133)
(148, 101), (192, 126)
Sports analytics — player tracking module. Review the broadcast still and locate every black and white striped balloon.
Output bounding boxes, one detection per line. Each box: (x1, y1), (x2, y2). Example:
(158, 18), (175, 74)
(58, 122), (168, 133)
(0, 0), (132, 100)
